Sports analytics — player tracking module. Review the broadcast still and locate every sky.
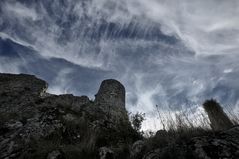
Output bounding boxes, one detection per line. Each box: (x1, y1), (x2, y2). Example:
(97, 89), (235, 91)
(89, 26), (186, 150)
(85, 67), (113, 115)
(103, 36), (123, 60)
(0, 0), (239, 130)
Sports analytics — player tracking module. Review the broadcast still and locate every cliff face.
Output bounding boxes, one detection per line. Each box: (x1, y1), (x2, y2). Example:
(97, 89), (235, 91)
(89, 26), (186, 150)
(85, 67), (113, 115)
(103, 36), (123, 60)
(0, 73), (239, 159)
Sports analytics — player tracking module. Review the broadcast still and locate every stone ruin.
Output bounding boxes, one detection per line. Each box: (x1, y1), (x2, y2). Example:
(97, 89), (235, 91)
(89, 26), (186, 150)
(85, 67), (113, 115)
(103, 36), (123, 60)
(1, 73), (239, 158)
(95, 79), (125, 110)
(0, 73), (48, 96)
(0, 74), (131, 158)
(203, 99), (234, 131)
(0, 73), (126, 115)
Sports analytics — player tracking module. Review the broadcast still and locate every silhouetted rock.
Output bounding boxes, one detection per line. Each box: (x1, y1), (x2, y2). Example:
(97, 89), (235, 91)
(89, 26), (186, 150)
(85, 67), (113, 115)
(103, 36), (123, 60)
(143, 149), (160, 159)
(0, 73), (239, 159)
(203, 99), (234, 131)
(0, 73), (47, 96)
(192, 126), (239, 158)
(0, 73), (139, 159)
(47, 150), (64, 159)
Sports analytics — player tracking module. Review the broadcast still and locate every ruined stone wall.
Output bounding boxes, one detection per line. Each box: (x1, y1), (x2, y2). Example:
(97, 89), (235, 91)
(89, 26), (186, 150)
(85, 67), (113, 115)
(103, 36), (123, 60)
(0, 73), (48, 96)
(203, 99), (234, 131)
(95, 79), (125, 110)
(0, 73), (133, 159)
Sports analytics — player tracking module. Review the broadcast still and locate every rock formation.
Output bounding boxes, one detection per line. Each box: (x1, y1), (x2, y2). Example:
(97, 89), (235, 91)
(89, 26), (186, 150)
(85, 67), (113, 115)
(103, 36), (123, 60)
(95, 79), (125, 109)
(0, 73), (140, 159)
(203, 99), (234, 131)
(0, 73), (239, 159)
(192, 126), (239, 159)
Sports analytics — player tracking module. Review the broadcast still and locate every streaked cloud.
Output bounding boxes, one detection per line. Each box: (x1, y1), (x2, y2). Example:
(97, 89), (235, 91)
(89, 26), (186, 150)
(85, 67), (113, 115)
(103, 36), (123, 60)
(3, 2), (39, 21)
(0, 0), (239, 130)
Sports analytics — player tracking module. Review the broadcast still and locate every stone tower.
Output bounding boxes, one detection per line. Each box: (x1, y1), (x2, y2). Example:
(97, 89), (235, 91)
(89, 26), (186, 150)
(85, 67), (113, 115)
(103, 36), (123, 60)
(95, 79), (125, 109)
(203, 99), (234, 131)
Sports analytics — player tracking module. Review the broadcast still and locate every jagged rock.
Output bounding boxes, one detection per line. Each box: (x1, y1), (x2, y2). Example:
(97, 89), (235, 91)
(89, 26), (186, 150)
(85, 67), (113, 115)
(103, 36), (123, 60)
(143, 149), (160, 159)
(155, 130), (167, 137)
(0, 73), (138, 159)
(95, 79), (125, 109)
(1, 73), (239, 159)
(99, 147), (114, 159)
(47, 150), (63, 159)
(192, 126), (239, 159)
(0, 73), (47, 96)
(130, 140), (145, 158)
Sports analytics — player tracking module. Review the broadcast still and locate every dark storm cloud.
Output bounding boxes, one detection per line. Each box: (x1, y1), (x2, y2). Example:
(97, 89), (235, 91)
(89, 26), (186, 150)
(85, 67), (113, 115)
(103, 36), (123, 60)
(0, 0), (239, 130)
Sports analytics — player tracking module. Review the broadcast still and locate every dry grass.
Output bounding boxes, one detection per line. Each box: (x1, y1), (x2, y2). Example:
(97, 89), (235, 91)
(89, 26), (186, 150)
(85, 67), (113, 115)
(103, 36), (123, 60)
(134, 100), (239, 159)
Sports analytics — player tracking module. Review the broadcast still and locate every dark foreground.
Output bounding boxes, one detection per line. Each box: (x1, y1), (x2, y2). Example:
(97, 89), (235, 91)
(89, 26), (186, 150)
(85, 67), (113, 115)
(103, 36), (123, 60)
(0, 73), (238, 159)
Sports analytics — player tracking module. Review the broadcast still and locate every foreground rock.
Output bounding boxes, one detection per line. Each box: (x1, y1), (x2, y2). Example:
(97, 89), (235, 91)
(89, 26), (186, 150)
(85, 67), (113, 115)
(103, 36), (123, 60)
(192, 126), (239, 159)
(0, 73), (140, 159)
(0, 73), (239, 159)
(135, 125), (239, 159)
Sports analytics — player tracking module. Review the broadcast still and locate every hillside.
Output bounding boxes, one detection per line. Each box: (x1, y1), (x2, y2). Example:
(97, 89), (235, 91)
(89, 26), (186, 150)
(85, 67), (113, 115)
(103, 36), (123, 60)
(0, 73), (239, 159)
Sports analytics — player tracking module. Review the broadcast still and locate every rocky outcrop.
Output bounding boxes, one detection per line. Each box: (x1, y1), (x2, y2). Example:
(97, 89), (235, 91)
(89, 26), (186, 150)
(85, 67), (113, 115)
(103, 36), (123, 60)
(0, 73), (140, 159)
(192, 126), (239, 159)
(0, 73), (239, 159)
(133, 126), (239, 159)
(0, 73), (48, 96)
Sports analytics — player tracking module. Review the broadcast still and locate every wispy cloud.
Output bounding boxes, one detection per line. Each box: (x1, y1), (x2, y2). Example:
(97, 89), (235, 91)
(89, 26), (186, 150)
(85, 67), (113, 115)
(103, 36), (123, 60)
(126, 0), (239, 56)
(0, 0), (239, 130)
(3, 2), (39, 21)
(48, 68), (73, 95)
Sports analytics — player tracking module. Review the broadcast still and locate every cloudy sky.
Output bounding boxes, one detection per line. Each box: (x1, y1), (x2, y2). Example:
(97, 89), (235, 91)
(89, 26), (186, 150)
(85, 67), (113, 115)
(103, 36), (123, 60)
(0, 0), (239, 130)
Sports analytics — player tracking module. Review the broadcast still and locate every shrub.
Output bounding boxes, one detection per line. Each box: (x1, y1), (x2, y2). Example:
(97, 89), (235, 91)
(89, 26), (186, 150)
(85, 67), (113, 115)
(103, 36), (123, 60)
(130, 112), (145, 132)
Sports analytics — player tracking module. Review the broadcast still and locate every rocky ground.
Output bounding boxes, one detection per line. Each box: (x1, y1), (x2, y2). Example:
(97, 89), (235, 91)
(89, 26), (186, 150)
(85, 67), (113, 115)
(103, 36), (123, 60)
(0, 73), (239, 159)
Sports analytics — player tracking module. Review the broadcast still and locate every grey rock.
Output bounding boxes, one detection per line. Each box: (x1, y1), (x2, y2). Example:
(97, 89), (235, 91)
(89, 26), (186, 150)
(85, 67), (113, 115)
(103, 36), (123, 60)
(95, 79), (125, 109)
(0, 73), (47, 96)
(1, 73), (239, 159)
(192, 126), (239, 159)
(63, 113), (76, 122)
(0, 73), (134, 159)
(131, 140), (145, 157)
(99, 147), (114, 159)
(42, 94), (90, 112)
(47, 150), (62, 159)
(143, 149), (160, 159)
